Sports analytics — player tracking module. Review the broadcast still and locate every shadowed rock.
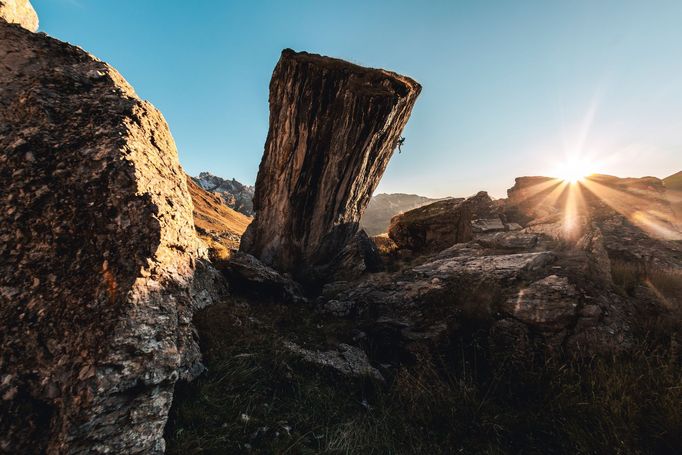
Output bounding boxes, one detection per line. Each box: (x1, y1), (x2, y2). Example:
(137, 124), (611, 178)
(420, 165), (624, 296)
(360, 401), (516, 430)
(388, 197), (470, 252)
(0, 14), (224, 454)
(361, 193), (443, 236)
(240, 49), (421, 283)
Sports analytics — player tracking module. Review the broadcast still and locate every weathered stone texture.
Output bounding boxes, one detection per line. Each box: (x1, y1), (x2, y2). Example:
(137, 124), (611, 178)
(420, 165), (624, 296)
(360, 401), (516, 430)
(388, 198), (471, 252)
(241, 49), (421, 281)
(0, 0), (37, 31)
(0, 20), (217, 454)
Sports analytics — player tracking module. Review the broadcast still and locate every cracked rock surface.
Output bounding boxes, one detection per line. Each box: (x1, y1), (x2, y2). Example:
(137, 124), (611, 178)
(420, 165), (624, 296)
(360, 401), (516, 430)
(241, 49), (421, 283)
(0, 14), (223, 454)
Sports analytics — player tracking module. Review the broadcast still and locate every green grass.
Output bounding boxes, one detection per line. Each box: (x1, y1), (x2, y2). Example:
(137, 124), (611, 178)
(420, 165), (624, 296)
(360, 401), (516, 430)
(166, 290), (682, 454)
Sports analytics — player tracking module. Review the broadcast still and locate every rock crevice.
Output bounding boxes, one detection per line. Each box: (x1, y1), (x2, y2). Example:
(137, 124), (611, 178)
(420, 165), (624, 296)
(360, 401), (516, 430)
(241, 49), (421, 283)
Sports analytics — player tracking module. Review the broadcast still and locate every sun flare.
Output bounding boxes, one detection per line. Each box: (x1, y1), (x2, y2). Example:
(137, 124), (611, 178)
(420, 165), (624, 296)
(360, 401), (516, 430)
(552, 158), (594, 183)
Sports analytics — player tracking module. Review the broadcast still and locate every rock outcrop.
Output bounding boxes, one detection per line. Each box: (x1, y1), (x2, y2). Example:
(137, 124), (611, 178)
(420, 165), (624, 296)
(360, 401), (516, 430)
(506, 174), (682, 240)
(240, 49), (421, 283)
(387, 197), (470, 252)
(360, 193), (443, 236)
(0, 12), (222, 454)
(0, 0), (37, 31)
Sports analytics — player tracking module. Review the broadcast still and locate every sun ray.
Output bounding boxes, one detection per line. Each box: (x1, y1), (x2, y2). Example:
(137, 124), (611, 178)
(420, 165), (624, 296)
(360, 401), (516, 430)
(563, 180), (587, 239)
(535, 179), (569, 210)
(581, 177), (682, 240)
(510, 178), (565, 205)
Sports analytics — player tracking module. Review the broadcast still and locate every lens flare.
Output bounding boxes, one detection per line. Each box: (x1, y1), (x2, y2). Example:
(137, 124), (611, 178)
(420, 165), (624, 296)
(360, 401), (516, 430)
(552, 158), (593, 183)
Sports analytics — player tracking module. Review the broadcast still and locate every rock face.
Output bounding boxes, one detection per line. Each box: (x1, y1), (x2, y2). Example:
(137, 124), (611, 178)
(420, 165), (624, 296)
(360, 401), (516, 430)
(388, 197), (470, 252)
(360, 193), (443, 236)
(0, 16), (221, 454)
(240, 49), (421, 282)
(0, 0), (37, 31)
(193, 171), (255, 216)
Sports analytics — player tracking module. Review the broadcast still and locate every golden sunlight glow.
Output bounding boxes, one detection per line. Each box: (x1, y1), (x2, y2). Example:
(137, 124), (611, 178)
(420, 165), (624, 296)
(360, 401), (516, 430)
(552, 158), (594, 183)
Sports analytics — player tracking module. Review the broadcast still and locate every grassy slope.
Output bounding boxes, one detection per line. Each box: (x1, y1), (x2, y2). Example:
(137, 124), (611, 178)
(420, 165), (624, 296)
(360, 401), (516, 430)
(663, 171), (682, 223)
(187, 175), (251, 253)
(663, 171), (682, 191)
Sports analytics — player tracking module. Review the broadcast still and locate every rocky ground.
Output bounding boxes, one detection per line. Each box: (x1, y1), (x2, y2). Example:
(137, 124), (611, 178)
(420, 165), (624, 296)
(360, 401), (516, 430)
(169, 174), (682, 453)
(2, 1), (681, 453)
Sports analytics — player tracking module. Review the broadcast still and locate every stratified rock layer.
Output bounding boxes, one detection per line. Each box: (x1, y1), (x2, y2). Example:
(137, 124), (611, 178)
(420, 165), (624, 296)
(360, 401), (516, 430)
(0, 19), (220, 454)
(241, 49), (421, 281)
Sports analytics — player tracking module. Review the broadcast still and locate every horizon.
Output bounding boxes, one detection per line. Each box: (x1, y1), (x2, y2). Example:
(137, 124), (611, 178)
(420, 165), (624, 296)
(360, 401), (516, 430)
(34, 0), (682, 198)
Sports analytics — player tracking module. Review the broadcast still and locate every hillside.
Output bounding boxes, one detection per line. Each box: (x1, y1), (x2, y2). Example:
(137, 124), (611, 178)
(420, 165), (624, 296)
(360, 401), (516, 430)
(664, 171), (682, 191)
(193, 172), (255, 216)
(187, 175), (251, 257)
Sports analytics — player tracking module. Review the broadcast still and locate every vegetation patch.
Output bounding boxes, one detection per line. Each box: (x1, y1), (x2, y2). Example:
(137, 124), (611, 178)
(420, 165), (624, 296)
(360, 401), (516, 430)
(166, 292), (682, 454)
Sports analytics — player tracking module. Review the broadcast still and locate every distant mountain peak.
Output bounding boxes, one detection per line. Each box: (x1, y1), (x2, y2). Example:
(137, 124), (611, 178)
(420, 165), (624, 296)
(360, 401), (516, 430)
(193, 172), (255, 216)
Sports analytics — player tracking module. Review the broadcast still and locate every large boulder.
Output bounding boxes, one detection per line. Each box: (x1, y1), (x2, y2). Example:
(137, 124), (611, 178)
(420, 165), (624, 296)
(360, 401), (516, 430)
(0, 0), (37, 31)
(388, 197), (471, 252)
(360, 193), (442, 236)
(240, 49), (421, 283)
(0, 15), (222, 454)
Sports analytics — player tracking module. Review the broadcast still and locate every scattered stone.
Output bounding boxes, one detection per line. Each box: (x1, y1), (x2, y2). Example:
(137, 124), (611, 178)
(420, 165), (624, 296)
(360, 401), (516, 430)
(477, 232), (539, 250)
(471, 217), (506, 233)
(413, 251), (555, 281)
(283, 341), (384, 381)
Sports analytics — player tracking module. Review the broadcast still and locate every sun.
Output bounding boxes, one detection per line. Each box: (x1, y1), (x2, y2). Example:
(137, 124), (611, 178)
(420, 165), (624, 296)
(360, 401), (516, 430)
(552, 157), (593, 183)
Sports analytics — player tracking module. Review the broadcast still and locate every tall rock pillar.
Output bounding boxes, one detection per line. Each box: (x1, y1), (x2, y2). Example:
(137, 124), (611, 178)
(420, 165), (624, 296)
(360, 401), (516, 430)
(241, 49), (421, 281)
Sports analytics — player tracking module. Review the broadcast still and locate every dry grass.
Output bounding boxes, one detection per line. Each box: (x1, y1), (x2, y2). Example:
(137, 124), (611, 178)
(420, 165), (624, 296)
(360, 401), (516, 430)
(370, 233), (398, 255)
(166, 291), (682, 454)
(186, 175), (251, 255)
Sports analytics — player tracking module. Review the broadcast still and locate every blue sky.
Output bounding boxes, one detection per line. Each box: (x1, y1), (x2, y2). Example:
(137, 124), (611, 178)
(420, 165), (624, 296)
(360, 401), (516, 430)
(35, 0), (682, 198)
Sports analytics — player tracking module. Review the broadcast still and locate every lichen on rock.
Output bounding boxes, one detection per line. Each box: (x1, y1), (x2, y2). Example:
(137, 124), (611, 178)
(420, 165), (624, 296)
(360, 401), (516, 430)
(0, 14), (223, 454)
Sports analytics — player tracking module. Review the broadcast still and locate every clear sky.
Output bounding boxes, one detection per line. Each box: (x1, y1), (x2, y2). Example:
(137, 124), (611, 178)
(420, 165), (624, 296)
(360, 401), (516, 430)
(34, 0), (682, 198)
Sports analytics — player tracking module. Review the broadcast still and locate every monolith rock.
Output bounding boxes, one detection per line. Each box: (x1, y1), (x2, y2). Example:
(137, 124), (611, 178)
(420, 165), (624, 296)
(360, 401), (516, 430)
(0, 11), (224, 454)
(240, 49), (421, 284)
